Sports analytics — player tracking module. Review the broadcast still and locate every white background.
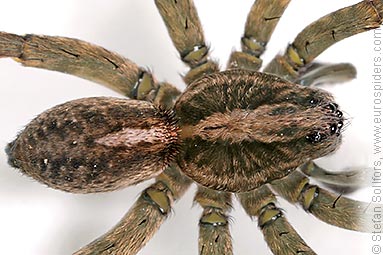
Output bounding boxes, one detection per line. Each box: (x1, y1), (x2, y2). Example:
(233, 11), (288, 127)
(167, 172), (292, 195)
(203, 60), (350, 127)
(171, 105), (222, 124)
(0, 1), (377, 254)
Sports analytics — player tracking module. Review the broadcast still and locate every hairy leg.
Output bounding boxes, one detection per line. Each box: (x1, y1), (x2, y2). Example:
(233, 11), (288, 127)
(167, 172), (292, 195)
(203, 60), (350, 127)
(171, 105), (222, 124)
(271, 170), (379, 232)
(264, 0), (383, 81)
(294, 63), (356, 87)
(300, 161), (372, 189)
(238, 185), (316, 255)
(154, 0), (220, 84)
(74, 165), (191, 255)
(194, 186), (233, 255)
(227, 0), (291, 71)
(0, 32), (180, 108)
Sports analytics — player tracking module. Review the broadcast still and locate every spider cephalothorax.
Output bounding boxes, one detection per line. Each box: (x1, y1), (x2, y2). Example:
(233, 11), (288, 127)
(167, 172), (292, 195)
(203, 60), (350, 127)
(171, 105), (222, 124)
(176, 69), (344, 192)
(1, 0), (382, 254)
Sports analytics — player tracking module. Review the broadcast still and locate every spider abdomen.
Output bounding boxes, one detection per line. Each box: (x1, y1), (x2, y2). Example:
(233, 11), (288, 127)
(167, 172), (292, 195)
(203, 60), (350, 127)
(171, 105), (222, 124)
(175, 70), (343, 192)
(6, 97), (179, 193)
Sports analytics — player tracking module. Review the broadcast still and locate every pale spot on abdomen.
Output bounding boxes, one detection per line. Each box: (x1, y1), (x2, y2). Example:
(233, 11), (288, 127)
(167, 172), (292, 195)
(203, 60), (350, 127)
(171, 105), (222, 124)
(95, 127), (165, 148)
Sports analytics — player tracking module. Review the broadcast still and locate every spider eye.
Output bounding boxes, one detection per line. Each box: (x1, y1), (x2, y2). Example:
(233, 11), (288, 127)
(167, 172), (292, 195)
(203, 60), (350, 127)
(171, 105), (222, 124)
(336, 110), (343, 118)
(325, 103), (338, 112)
(330, 123), (337, 134)
(308, 98), (318, 106)
(306, 131), (324, 143)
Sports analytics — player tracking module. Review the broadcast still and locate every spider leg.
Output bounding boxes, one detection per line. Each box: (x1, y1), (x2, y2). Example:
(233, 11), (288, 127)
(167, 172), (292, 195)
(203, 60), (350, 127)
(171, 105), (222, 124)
(271, 170), (380, 232)
(154, 0), (220, 85)
(227, 0), (291, 71)
(300, 161), (372, 189)
(0, 32), (180, 108)
(194, 186), (233, 255)
(264, 0), (383, 81)
(238, 185), (316, 255)
(74, 165), (191, 255)
(294, 63), (356, 87)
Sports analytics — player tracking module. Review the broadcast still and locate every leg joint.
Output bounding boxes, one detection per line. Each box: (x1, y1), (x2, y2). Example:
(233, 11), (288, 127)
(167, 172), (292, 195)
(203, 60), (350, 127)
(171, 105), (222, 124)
(131, 70), (157, 100)
(142, 181), (173, 215)
(299, 183), (319, 211)
(199, 207), (229, 227)
(258, 203), (283, 228)
(181, 44), (209, 67)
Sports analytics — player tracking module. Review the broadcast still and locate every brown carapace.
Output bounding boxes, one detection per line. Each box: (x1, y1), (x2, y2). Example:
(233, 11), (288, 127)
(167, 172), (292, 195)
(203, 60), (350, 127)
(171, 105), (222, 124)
(176, 70), (344, 192)
(1, 0), (382, 254)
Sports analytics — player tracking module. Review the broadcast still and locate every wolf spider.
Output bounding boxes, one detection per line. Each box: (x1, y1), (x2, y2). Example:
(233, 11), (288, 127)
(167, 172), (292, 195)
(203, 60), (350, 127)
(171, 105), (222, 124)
(0, 0), (382, 254)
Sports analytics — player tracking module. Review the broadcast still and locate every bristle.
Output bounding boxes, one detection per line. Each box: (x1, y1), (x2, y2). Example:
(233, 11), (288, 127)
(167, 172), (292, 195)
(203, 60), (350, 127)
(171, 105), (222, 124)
(154, 106), (181, 164)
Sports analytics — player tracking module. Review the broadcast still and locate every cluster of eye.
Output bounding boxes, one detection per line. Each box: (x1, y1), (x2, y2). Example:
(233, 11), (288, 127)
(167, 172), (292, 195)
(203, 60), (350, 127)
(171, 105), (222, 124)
(306, 102), (344, 143)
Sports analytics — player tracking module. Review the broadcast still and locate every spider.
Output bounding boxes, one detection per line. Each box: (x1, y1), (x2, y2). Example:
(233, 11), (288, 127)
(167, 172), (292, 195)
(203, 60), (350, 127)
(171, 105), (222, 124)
(0, 0), (382, 255)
